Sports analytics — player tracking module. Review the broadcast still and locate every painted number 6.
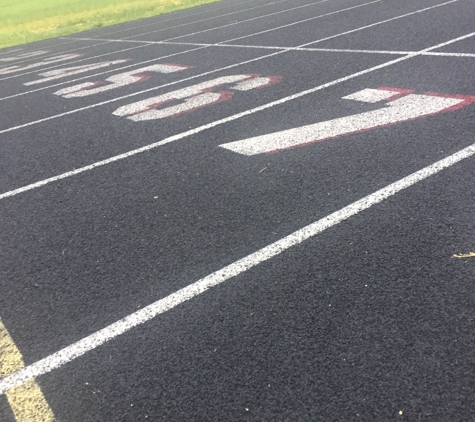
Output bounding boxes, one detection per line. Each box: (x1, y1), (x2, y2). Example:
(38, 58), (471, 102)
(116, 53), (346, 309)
(113, 74), (281, 121)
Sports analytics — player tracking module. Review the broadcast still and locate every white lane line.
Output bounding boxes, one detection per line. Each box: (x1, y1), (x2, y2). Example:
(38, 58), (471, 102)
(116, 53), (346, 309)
(100, 0), (296, 41)
(1, 30), (474, 201)
(0, 54), (84, 76)
(0, 0), (382, 126)
(1, 0), (451, 100)
(0, 0), (313, 81)
(59, 0), (379, 53)
(1, 141), (475, 394)
(0, 50), (49, 65)
(76, 39), (475, 59)
(424, 51), (475, 57)
(124, 0), (337, 42)
(25, 0), (264, 52)
(61, 0), (463, 53)
(0, 47), (207, 102)
(0, 44), (151, 82)
(296, 0), (460, 49)
(0, 48), (23, 57)
(81, 0), (267, 38)
(0, 40), (120, 66)
(23, 59), (131, 86)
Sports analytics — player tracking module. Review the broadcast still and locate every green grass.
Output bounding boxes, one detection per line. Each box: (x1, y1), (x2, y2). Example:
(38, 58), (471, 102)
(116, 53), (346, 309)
(0, 0), (221, 49)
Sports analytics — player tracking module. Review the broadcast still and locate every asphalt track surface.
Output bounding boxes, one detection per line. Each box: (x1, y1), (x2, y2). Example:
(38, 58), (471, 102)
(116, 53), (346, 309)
(0, 0), (474, 420)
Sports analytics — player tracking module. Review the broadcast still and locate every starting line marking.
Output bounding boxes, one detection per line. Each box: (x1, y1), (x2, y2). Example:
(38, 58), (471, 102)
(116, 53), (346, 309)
(0, 30), (473, 201)
(1, 141), (475, 395)
(220, 87), (475, 155)
(1, 0), (460, 103)
(0, 320), (55, 421)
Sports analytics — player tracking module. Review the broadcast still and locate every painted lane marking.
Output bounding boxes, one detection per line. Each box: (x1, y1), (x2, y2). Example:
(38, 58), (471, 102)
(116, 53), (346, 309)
(0, 51), (48, 62)
(9, 0), (267, 56)
(113, 74), (281, 120)
(1, 0), (456, 102)
(4, 4), (468, 138)
(0, 0), (336, 82)
(1, 143), (475, 394)
(0, 44), (150, 82)
(0, 54), (82, 75)
(24, 59), (130, 86)
(0, 319), (55, 421)
(298, 0), (460, 49)
(0, 48), (23, 57)
(27, 0), (356, 94)
(220, 88), (475, 155)
(0, 46), (203, 102)
(0, 0), (460, 83)
(0, 31), (474, 199)
(209, 0), (458, 49)
(54, 63), (192, 98)
(66, 0), (377, 47)
(85, 39), (475, 59)
(79, 0), (288, 39)
(125, 0), (336, 42)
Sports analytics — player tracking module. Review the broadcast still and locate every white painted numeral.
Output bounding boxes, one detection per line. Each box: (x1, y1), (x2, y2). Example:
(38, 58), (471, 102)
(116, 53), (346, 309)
(0, 51), (48, 62)
(54, 63), (191, 98)
(0, 54), (82, 75)
(113, 74), (282, 121)
(220, 87), (475, 155)
(24, 59), (130, 86)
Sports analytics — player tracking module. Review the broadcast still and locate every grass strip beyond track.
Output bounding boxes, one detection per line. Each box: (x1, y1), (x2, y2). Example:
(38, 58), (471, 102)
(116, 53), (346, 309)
(0, 0), (220, 49)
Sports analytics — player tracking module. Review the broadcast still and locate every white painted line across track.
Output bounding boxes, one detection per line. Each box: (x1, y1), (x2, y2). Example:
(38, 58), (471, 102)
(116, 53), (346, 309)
(0, 0), (334, 81)
(0, 30), (473, 201)
(0, 0), (386, 133)
(1, 0), (459, 102)
(1, 139), (475, 395)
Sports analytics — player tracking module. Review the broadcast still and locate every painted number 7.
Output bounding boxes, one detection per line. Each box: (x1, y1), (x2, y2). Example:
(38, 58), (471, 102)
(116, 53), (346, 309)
(221, 87), (475, 155)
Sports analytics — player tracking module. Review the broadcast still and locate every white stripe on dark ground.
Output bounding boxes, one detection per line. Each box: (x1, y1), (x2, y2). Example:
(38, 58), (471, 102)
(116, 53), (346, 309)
(2, 0), (460, 99)
(67, 39), (475, 58)
(1, 140), (474, 394)
(18, 0), (265, 53)
(0, 30), (473, 200)
(0, 0), (383, 124)
(88, 0), (278, 38)
(0, 0), (292, 67)
(220, 90), (470, 155)
(0, 0), (333, 81)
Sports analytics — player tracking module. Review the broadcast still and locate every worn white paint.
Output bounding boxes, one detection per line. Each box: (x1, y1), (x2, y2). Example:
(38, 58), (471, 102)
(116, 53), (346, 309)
(0, 51), (48, 62)
(220, 89), (469, 155)
(1, 0), (461, 100)
(0, 31), (473, 193)
(54, 63), (190, 97)
(0, 54), (82, 75)
(24, 59), (130, 86)
(342, 88), (401, 103)
(232, 76), (281, 91)
(112, 74), (253, 120)
(1, 141), (475, 395)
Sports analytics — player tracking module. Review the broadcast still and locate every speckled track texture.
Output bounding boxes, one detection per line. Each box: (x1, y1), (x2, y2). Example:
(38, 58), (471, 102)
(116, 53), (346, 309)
(0, 0), (474, 420)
